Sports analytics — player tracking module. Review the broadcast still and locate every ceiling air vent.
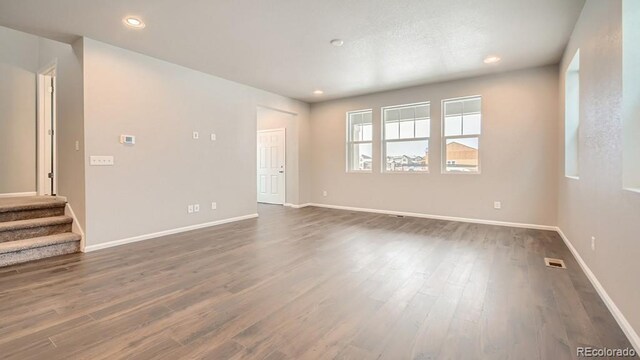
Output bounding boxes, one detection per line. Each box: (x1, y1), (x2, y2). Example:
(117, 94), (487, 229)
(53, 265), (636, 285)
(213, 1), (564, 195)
(544, 257), (567, 269)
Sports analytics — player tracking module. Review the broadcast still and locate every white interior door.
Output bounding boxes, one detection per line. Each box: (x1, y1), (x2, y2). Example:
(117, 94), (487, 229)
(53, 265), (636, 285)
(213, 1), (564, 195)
(38, 72), (56, 196)
(257, 129), (285, 204)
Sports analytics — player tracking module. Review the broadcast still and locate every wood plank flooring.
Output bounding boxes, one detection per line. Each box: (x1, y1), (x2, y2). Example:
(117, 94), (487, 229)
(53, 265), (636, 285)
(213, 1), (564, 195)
(0, 204), (634, 359)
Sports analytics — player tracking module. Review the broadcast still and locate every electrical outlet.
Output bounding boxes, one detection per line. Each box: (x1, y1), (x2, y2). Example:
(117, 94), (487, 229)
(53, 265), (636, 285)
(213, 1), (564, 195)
(192, 131), (199, 139)
(494, 201), (502, 209)
(211, 202), (217, 210)
(75, 141), (80, 151)
(322, 190), (328, 197)
(194, 204), (200, 212)
(210, 133), (216, 141)
(591, 236), (596, 251)
(188, 205), (194, 214)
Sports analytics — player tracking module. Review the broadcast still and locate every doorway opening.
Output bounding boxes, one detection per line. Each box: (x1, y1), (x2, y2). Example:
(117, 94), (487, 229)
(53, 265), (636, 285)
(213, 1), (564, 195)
(257, 106), (298, 207)
(37, 62), (57, 196)
(257, 128), (286, 204)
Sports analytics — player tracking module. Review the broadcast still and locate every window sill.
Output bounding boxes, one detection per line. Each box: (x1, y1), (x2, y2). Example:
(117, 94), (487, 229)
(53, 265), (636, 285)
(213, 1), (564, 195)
(381, 171), (429, 175)
(623, 187), (640, 194)
(346, 170), (372, 174)
(441, 171), (481, 175)
(565, 175), (580, 180)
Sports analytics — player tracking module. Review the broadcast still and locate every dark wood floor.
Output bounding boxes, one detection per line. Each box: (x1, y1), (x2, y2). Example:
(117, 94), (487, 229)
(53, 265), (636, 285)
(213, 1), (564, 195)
(0, 204), (634, 359)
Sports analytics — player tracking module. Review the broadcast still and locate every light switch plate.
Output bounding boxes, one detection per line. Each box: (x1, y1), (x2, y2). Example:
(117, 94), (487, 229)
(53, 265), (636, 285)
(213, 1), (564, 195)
(194, 204), (200, 212)
(211, 202), (217, 210)
(188, 205), (194, 214)
(90, 156), (114, 166)
(210, 133), (216, 141)
(192, 131), (199, 139)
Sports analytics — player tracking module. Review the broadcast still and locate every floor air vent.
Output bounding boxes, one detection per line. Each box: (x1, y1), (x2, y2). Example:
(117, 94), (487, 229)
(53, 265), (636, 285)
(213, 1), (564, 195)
(544, 257), (566, 269)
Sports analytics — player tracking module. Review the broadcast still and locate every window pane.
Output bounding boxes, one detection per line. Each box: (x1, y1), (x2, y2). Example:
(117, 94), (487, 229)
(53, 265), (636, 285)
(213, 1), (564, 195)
(415, 104), (429, 118)
(385, 121), (399, 140)
(415, 119), (430, 138)
(385, 139), (429, 172)
(385, 108), (399, 121)
(383, 102), (430, 141)
(462, 113), (481, 135)
(445, 101), (463, 116)
(361, 123), (372, 141)
(399, 120), (414, 139)
(362, 111), (372, 125)
(399, 107), (415, 120)
(444, 115), (462, 136)
(349, 111), (372, 141)
(445, 137), (479, 172)
(349, 143), (372, 171)
(462, 97), (481, 113)
(352, 124), (362, 141)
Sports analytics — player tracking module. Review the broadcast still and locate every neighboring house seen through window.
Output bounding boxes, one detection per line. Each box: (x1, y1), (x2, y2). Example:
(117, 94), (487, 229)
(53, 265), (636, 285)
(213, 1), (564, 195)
(346, 110), (373, 172)
(382, 102), (430, 172)
(442, 96), (481, 173)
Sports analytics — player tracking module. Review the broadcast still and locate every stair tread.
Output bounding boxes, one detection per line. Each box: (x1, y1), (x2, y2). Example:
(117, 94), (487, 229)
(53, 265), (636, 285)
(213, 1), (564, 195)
(0, 233), (81, 254)
(0, 216), (73, 232)
(0, 196), (66, 213)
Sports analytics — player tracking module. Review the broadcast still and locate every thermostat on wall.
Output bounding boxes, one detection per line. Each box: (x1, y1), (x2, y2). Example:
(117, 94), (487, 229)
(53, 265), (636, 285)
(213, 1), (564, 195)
(120, 135), (135, 145)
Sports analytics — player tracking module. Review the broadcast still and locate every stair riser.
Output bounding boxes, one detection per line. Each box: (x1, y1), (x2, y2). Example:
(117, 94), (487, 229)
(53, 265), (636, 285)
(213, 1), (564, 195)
(0, 241), (80, 267)
(0, 207), (66, 223)
(0, 223), (72, 243)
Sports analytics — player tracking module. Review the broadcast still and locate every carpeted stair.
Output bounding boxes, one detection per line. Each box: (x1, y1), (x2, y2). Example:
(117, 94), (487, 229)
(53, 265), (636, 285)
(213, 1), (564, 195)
(0, 196), (81, 267)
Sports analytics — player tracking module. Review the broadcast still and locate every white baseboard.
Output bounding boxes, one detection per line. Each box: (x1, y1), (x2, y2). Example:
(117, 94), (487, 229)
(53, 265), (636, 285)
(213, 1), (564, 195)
(556, 228), (640, 352)
(84, 213), (259, 253)
(307, 203), (556, 231)
(0, 192), (37, 198)
(284, 203), (311, 209)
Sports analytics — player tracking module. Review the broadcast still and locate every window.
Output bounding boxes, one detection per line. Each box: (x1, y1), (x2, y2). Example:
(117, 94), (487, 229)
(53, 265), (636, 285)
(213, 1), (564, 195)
(382, 102), (430, 172)
(565, 50), (580, 179)
(346, 110), (373, 172)
(442, 96), (481, 173)
(623, 0), (640, 191)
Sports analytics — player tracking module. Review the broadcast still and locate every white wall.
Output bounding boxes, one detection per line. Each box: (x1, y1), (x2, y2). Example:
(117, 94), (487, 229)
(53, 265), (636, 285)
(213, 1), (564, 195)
(82, 38), (310, 247)
(0, 26), (38, 194)
(558, 0), (640, 346)
(257, 107), (300, 205)
(310, 66), (559, 226)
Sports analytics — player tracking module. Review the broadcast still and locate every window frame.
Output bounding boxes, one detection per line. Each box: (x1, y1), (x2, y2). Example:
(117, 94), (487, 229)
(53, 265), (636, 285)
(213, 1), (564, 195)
(380, 101), (431, 174)
(623, 1), (640, 192)
(564, 50), (580, 180)
(441, 95), (482, 175)
(345, 109), (374, 173)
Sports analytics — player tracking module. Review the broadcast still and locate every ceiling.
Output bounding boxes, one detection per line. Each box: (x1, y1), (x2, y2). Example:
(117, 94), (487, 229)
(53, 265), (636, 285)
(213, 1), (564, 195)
(0, 0), (585, 102)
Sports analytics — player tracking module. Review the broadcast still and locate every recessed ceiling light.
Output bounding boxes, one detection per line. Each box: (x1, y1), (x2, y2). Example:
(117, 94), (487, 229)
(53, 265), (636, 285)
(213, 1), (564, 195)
(330, 39), (344, 47)
(123, 16), (145, 29)
(484, 56), (501, 64)
(313, 90), (324, 95)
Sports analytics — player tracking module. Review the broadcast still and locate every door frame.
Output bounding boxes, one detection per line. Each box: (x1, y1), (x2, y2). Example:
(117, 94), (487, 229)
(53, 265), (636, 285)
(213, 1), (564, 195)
(37, 60), (58, 196)
(257, 128), (286, 205)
